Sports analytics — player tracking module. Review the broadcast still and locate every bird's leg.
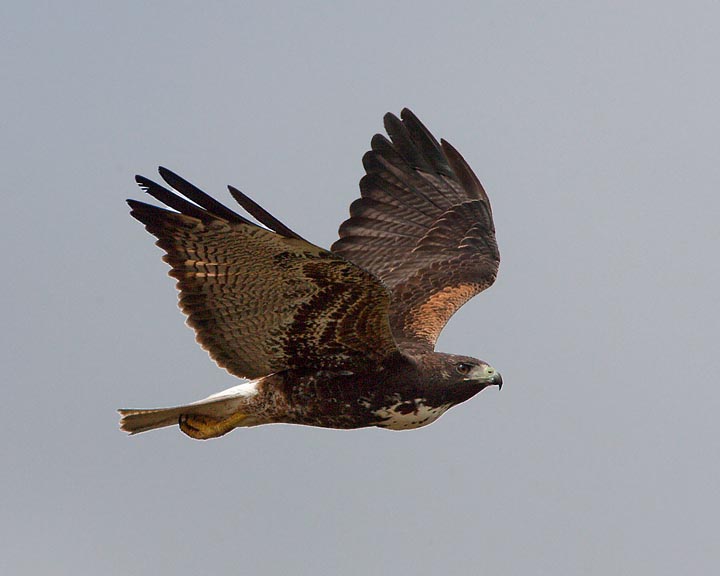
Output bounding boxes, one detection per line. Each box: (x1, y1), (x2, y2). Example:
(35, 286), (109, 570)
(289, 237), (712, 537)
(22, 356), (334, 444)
(178, 412), (249, 440)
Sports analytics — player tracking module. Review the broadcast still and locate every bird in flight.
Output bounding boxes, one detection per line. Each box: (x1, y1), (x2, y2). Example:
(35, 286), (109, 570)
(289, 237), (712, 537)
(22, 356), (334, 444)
(119, 109), (502, 439)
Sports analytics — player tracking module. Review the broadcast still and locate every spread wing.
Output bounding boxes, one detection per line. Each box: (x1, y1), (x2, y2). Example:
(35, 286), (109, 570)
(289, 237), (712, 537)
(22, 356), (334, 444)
(129, 167), (400, 379)
(331, 109), (499, 350)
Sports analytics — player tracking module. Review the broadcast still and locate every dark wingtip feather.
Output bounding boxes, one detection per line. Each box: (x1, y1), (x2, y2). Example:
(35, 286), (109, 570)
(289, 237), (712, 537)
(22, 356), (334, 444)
(132, 168), (303, 239)
(133, 174), (212, 221)
(126, 198), (172, 227)
(157, 167), (251, 225)
(382, 112), (406, 145)
(383, 110), (437, 173)
(135, 174), (158, 194)
(227, 186), (305, 240)
(440, 139), (489, 203)
(399, 108), (419, 125)
(399, 109), (452, 177)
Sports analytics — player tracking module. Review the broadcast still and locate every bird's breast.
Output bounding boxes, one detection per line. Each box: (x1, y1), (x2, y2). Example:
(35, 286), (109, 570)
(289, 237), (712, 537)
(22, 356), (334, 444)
(369, 397), (452, 430)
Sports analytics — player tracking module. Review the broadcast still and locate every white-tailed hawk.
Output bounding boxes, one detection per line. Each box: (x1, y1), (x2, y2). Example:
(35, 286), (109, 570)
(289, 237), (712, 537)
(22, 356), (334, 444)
(119, 109), (502, 439)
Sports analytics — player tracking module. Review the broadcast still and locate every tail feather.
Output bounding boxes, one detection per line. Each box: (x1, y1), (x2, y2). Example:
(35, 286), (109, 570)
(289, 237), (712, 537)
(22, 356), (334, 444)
(118, 406), (189, 435)
(119, 380), (263, 436)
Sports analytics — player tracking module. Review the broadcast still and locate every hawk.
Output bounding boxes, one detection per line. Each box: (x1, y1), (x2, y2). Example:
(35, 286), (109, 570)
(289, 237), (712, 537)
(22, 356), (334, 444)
(119, 109), (502, 439)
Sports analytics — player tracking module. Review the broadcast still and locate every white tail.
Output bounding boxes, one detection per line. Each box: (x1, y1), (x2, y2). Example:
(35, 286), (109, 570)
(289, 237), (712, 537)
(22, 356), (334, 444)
(118, 380), (262, 436)
(118, 405), (191, 434)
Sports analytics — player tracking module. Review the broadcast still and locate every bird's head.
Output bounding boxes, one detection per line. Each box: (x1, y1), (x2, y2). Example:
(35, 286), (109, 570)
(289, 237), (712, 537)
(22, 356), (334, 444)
(427, 352), (502, 405)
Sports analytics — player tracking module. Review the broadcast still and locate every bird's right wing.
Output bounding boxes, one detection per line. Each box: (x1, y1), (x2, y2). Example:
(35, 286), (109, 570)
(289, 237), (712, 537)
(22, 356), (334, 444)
(129, 168), (400, 380)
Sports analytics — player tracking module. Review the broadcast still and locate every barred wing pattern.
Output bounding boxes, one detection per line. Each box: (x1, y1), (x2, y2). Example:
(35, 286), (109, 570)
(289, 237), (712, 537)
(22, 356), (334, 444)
(129, 168), (400, 379)
(332, 109), (499, 350)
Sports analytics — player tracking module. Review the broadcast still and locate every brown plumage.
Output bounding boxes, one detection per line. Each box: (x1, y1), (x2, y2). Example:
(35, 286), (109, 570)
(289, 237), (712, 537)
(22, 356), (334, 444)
(119, 109), (502, 439)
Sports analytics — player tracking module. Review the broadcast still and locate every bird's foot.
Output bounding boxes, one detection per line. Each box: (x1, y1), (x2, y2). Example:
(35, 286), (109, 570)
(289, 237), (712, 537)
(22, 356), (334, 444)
(178, 412), (248, 440)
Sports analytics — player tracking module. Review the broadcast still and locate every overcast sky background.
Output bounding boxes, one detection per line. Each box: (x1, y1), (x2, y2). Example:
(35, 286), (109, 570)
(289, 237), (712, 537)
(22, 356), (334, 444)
(2, 1), (719, 574)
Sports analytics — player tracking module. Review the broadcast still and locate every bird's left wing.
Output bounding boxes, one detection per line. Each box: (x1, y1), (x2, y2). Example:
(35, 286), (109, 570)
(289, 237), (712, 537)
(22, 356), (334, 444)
(129, 168), (400, 380)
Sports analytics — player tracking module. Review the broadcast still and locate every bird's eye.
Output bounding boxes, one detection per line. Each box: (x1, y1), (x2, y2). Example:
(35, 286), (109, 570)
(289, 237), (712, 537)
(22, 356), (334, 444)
(456, 363), (474, 376)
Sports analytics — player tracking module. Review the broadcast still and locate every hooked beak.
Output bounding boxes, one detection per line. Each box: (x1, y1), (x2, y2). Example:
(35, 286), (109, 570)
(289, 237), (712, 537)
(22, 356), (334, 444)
(493, 371), (503, 390)
(470, 364), (503, 390)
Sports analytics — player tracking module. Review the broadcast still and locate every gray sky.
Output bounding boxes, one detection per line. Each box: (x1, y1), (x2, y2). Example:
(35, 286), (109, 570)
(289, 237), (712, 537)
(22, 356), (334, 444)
(3, 1), (719, 574)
